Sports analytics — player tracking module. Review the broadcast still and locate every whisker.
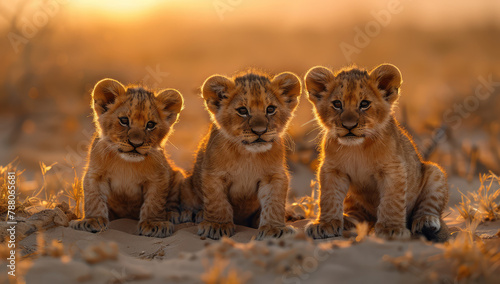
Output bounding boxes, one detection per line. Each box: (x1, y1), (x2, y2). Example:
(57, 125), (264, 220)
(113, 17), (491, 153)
(167, 141), (179, 150)
(301, 118), (318, 128)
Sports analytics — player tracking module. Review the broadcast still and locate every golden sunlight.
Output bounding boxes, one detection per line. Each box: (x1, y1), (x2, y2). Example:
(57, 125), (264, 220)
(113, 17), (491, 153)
(70, 0), (166, 14)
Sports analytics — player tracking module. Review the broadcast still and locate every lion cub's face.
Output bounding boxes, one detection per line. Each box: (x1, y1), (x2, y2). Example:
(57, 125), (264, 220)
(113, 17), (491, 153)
(305, 64), (403, 146)
(91, 79), (183, 162)
(201, 71), (301, 153)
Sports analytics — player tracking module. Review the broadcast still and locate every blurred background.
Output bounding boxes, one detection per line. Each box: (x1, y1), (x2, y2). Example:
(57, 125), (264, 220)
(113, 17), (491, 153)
(1, 0), (499, 201)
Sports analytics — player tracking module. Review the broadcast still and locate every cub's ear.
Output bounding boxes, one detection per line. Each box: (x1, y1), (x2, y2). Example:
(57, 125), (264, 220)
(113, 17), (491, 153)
(201, 75), (234, 114)
(304, 66), (335, 105)
(92, 78), (126, 116)
(271, 72), (302, 111)
(369, 64), (402, 104)
(156, 89), (184, 124)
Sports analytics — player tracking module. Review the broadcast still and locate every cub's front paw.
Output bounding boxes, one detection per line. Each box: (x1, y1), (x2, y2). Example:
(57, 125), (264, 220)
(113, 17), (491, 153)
(197, 220), (235, 240)
(138, 220), (174, 238)
(195, 211), (204, 223)
(179, 210), (194, 223)
(70, 217), (108, 233)
(256, 224), (296, 240)
(179, 210), (204, 223)
(375, 223), (410, 240)
(411, 215), (440, 235)
(166, 211), (181, 224)
(305, 219), (342, 239)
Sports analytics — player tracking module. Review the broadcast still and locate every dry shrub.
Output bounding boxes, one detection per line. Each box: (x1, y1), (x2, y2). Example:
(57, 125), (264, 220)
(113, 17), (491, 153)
(62, 168), (84, 218)
(472, 172), (500, 221)
(201, 255), (250, 284)
(290, 180), (319, 219)
(384, 219), (500, 283)
(454, 172), (500, 222)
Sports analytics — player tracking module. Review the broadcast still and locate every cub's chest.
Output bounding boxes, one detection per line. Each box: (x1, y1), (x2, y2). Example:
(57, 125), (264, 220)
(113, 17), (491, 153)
(228, 163), (263, 194)
(104, 162), (155, 197)
(222, 158), (272, 198)
(332, 150), (378, 187)
(108, 176), (143, 197)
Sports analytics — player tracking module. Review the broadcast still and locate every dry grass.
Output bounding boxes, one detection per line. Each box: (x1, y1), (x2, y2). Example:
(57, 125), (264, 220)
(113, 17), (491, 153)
(201, 256), (250, 284)
(435, 229), (500, 282)
(0, 159), (85, 220)
(454, 172), (500, 223)
(62, 168), (84, 218)
(455, 191), (478, 223)
(30, 162), (59, 210)
(355, 222), (370, 242)
(0, 158), (30, 217)
(472, 172), (500, 221)
(383, 251), (422, 274)
(290, 180), (319, 219)
(385, 217), (500, 283)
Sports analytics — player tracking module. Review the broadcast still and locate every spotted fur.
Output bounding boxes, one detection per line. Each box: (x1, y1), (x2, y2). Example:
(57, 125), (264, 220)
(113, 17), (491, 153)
(70, 79), (184, 238)
(180, 70), (301, 240)
(304, 64), (449, 242)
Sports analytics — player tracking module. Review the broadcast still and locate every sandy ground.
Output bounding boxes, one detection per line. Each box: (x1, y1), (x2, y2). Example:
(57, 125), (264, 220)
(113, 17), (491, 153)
(1, 176), (500, 284)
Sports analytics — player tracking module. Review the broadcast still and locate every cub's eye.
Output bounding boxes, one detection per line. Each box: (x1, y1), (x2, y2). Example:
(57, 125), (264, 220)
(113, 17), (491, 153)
(146, 121), (156, 130)
(359, 100), (371, 110)
(118, 117), (129, 126)
(236, 107), (249, 116)
(266, 105), (277, 115)
(332, 100), (342, 110)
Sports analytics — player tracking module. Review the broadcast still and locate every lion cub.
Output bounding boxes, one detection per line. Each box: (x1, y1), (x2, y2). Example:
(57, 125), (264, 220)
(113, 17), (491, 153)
(304, 64), (449, 241)
(180, 70), (302, 240)
(70, 79), (184, 238)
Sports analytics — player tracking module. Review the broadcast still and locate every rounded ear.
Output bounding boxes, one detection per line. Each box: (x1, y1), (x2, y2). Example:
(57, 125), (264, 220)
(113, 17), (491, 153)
(92, 78), (126, 116)
(271, 72), (302, 111)
(369, 64), (402, 104)
(156, 89), (184, 124)
(201, 75), (234, 114)
(304, 66), (335, 105)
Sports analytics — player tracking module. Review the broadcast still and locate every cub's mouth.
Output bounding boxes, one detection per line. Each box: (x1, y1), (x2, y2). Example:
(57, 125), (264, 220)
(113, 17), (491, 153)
(241, 137), (275, 153)
(242, 137), (274, 145)
(338, 131), (366, 146)
(342, 132), (365, 138)
(118, 149), (144, 155)
(117, 148), (147, 162)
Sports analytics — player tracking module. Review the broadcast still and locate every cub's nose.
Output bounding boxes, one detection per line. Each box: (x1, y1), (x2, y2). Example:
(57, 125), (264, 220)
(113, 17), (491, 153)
(251, 126), (267, 136)
(342, 122), (358, 130)
(128, 139), (144, 148)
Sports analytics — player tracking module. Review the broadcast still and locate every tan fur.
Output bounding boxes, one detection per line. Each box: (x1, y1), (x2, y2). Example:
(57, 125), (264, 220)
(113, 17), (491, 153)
(304, 64), (449, 241)
(180, 70), (302, 240)
(70, 79), (184, 238)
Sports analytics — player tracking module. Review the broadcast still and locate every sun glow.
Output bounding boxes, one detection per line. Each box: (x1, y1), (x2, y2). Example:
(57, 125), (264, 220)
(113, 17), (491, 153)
(70, 0), (166, 15)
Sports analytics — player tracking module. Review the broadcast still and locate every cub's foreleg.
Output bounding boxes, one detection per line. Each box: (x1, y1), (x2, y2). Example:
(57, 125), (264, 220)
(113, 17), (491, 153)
(179, 176), (204, 224)
(165, 170), (184, 224)
(256, 173), (295, 240)
(70, 172), (109, 233)
(197, 172), (235, 240)
(305, 168), (350, 239)
(137, 182), (173, 238)
(374, 160), (411, 240)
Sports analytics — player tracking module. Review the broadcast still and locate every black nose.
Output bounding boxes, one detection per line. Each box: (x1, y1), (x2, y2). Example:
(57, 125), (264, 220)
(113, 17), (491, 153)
(128, 140), (143, 148)
(251, 127), (267, 136)
(342, 122), (358, 130)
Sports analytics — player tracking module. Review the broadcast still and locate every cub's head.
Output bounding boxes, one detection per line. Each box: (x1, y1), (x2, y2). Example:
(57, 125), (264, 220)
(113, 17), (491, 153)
(202, 71), (301, 153)
(305, 64), (402, 146)
(91, 79), (183, 162)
